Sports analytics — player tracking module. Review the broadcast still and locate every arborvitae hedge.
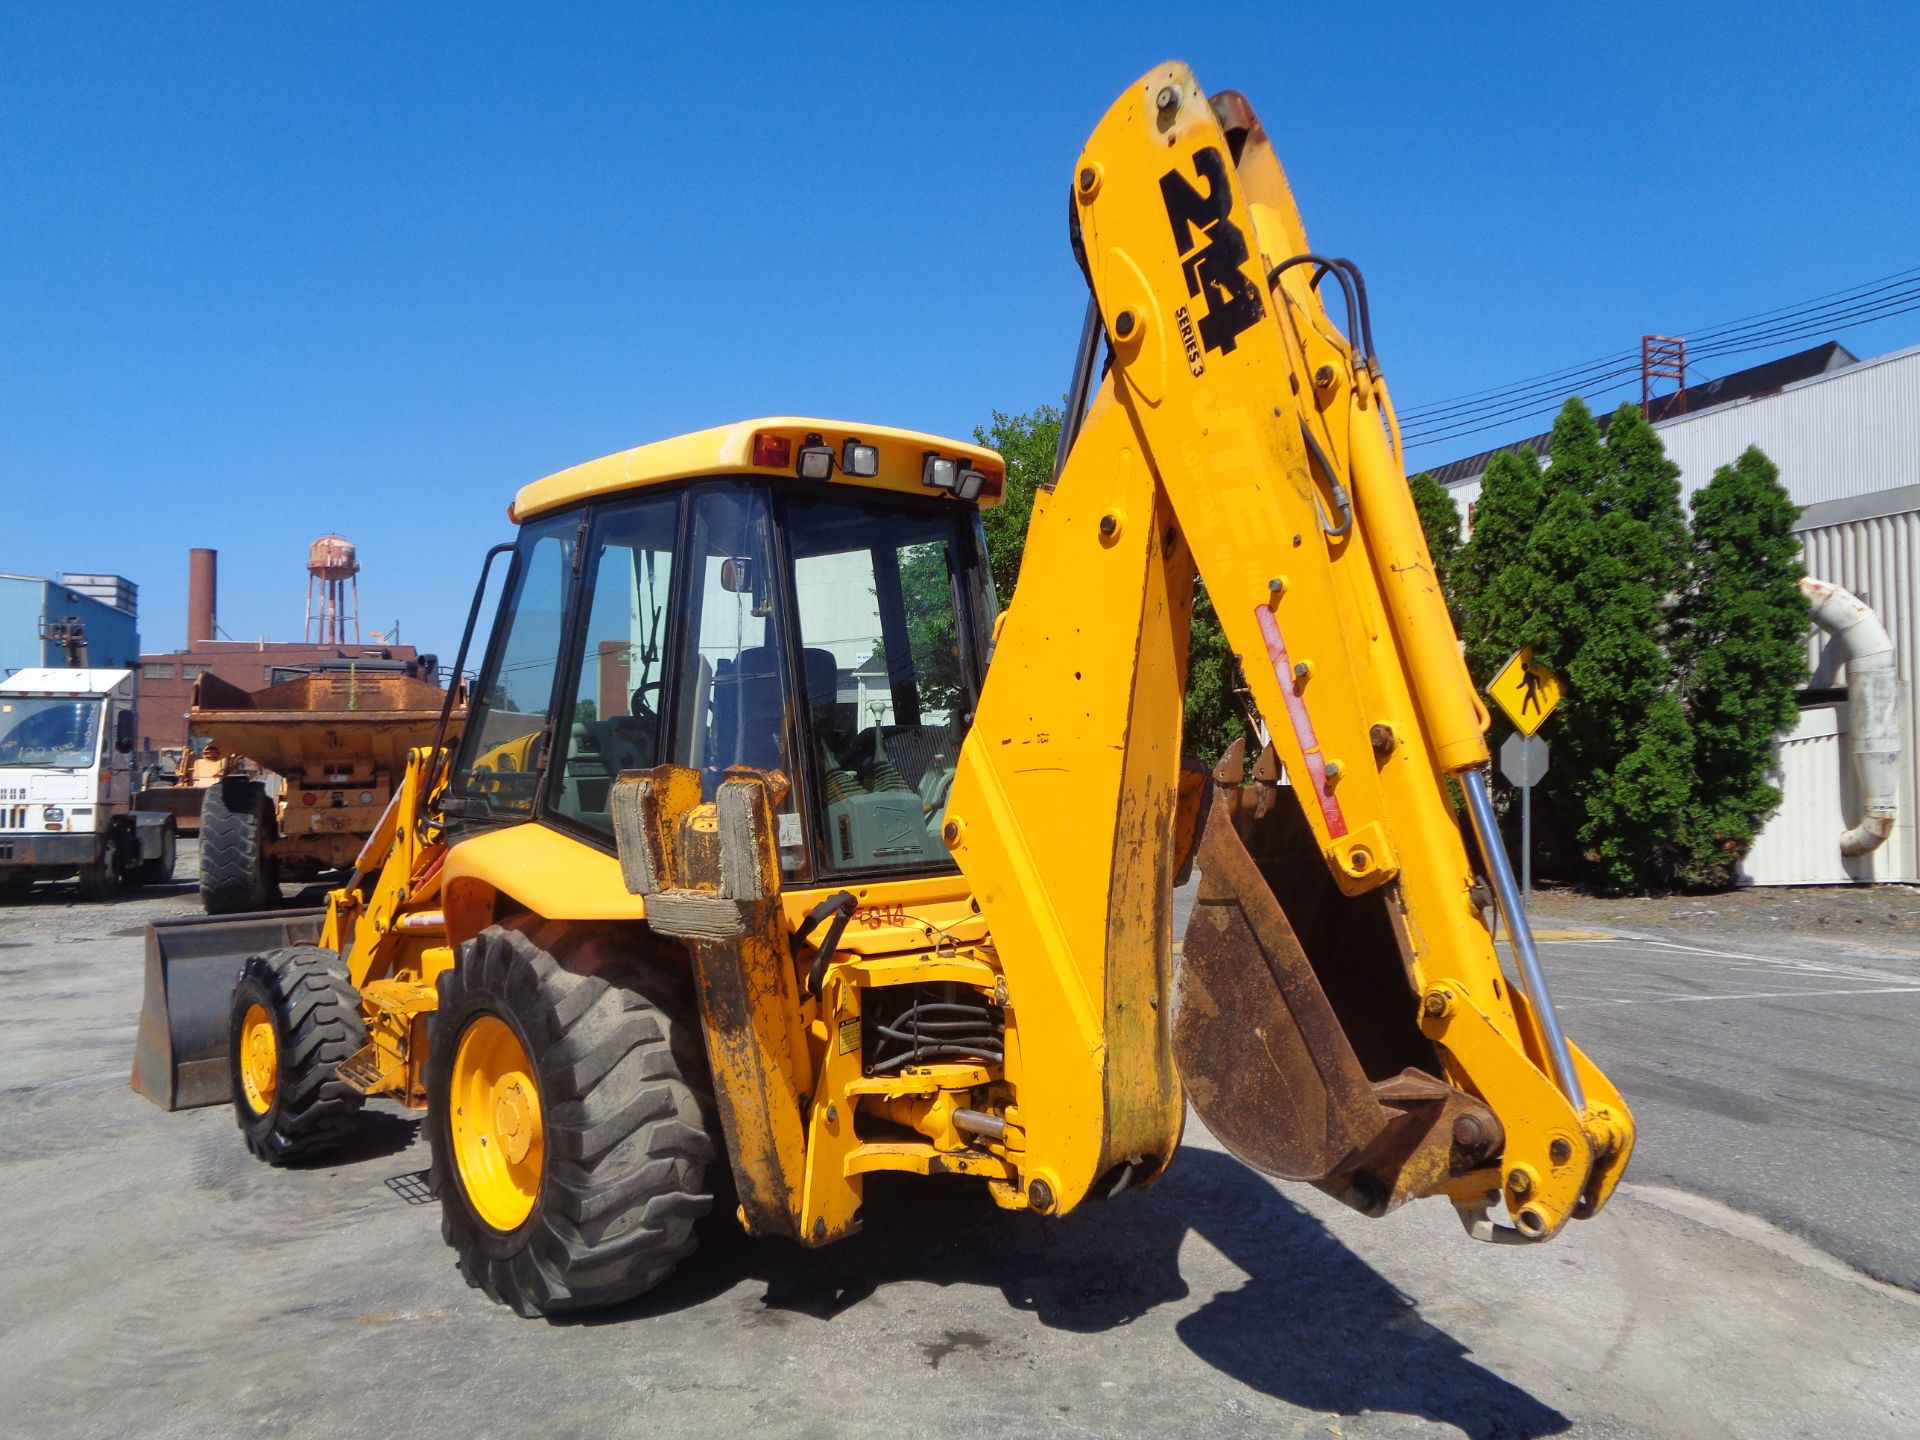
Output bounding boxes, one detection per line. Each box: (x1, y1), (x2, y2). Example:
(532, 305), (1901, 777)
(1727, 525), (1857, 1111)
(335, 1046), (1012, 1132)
(1673, 447), (1810, 887)
(1455, 398), (1805, 892)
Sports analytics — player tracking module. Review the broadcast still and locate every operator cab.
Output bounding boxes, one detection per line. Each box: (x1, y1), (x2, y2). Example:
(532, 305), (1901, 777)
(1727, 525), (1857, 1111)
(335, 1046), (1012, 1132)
(446, 419), (1004, 884)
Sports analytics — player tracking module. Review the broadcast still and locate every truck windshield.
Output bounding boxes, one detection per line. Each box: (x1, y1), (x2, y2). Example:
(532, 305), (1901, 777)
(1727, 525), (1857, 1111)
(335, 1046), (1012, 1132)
(0, 697), (102, 769)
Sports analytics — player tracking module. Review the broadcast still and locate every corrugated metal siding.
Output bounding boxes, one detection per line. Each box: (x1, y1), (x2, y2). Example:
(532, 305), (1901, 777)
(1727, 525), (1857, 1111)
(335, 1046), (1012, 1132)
(1773, 506), (1919, 883)
(0, 575), (143, 678)
(1656, 346), (1920, 508)
(1740, 708), (1855, 885)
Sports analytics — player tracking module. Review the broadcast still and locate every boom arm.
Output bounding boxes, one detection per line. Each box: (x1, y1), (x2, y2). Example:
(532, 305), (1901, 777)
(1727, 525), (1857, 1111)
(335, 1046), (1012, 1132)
(945, 63), (1632, 1240)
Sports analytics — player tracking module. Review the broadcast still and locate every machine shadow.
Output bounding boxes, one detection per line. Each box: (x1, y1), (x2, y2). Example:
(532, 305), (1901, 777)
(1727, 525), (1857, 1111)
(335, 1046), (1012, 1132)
(590, 1146), (1569, 1439)
(307, 1107), (421, 1167)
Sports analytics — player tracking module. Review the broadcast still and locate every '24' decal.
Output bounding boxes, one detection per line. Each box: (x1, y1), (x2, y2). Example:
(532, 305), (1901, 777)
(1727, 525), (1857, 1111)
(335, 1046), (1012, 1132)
(1158, 146), (1265, 366)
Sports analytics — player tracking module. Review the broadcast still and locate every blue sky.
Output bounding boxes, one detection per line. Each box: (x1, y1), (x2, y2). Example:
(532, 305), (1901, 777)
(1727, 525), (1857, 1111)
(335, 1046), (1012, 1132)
(4, 4), (1916, 658)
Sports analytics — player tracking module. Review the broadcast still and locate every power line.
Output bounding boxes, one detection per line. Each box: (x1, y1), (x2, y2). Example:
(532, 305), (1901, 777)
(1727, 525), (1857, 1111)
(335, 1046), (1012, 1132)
(1401, 273), (1920, 452)
(1398, 264), (1920, 444)
(1401, 272), (1920, 429)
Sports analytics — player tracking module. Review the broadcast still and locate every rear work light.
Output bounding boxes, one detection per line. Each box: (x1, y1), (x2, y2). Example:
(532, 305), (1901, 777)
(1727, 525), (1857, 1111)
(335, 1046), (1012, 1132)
(841, 439), (879, 477)
(796, 434), (834, 480)
(922, 453), (959, 491)
(923, 452), (998, 503)
(751, 432), (792, 468)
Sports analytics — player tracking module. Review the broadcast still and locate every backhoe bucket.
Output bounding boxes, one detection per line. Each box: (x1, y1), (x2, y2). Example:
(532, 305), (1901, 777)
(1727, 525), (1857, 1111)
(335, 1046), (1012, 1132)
(1175, 743), (1500, 1215)
(130, 909), (326, 1110)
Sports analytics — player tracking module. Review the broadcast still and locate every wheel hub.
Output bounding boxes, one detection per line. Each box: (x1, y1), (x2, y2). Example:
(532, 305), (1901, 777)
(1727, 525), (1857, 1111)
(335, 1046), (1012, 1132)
(450, 1013), (545, 1231)
(493, 1078), (534, 1164)
(239, 1002), (278, 1114)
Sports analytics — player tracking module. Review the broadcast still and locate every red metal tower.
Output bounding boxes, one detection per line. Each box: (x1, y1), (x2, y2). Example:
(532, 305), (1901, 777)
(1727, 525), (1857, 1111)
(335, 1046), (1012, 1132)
(1640, 335), (1687, 419)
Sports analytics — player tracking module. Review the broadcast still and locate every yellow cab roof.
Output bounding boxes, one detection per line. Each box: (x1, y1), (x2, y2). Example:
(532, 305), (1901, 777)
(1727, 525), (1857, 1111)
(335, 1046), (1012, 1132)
(513, 416), (1006, 520)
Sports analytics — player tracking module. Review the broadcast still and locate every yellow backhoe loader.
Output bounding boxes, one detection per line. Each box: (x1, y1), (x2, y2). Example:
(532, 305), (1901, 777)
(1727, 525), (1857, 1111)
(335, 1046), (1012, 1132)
(132, 62), (1632, 1316)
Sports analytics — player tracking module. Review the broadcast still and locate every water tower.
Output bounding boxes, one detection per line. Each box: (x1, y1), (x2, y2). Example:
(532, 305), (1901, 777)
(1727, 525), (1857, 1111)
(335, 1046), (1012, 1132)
(304, 534), (361, 645)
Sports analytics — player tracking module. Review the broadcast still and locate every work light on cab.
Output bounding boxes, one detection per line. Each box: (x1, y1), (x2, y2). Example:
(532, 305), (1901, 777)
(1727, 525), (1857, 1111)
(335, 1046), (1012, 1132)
(796, 434), (835, 481)
(840, 439), (879, 477)
(922, 453), (959, 492)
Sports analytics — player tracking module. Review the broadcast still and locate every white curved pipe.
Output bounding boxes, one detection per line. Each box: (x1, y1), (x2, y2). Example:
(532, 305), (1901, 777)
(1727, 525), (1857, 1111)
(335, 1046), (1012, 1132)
(1800, 578), (1900, 858)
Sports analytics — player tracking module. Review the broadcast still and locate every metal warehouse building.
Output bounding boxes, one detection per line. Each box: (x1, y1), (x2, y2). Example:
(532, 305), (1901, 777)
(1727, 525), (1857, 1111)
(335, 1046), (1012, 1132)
(1432, 342), (1920, 886)
(0, 571), (141, 678)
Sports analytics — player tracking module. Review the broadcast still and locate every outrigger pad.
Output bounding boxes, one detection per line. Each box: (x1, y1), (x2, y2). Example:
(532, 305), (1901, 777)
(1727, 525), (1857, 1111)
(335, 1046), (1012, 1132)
(130, 909), (326, 1110)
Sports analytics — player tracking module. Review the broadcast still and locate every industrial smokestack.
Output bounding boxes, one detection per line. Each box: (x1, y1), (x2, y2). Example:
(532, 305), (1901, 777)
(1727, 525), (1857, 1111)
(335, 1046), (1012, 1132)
(188, 548), (217, 646)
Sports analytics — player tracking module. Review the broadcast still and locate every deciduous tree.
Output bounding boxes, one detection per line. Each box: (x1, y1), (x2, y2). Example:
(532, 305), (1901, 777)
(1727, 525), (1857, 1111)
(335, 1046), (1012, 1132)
(974, 405), (1245, 762)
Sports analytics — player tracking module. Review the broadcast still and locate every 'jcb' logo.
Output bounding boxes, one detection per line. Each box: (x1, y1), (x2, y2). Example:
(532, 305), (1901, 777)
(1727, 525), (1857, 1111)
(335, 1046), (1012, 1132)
(1159, 146), (1265, 359)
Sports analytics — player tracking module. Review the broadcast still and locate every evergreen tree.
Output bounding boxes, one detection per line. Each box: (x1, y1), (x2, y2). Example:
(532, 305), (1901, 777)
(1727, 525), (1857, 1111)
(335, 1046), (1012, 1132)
(1456, 446), (1546, 684)
(1526, 397), (1696, 891)
(1598, 403), (1690, 601)
(1673, 446), (1808, 886)
(1407, 470), (1462, 605)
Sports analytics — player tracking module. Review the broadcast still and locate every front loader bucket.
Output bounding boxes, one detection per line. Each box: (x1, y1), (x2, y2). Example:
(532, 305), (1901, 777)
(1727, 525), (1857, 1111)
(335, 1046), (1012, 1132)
(130, 909), (326, 1110)
(1175, 744), (1500, 1215)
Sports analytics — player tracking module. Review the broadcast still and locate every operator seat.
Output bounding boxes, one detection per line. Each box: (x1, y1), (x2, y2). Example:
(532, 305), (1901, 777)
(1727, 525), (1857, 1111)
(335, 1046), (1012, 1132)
(720, 645), (841, 773)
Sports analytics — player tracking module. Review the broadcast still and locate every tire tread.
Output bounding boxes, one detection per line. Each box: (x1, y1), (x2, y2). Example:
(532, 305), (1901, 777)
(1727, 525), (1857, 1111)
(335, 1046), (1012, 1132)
(428, 921), (718, 1316)
(232, 945), (367, 1163)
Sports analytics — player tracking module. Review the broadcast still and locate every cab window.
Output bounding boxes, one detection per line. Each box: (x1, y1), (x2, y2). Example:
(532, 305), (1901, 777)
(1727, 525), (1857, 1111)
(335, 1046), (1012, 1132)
(447, 512), (575, 824)
(668, 482), (809, 877)
(784, 494), (978, 874)
(548, 496), (680, 830)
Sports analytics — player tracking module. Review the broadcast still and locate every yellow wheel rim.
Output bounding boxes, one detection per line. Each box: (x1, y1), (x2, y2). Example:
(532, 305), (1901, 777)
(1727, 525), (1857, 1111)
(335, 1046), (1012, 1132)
(450, 1013), (545, 1232)
(239, 1002), (278, 1114)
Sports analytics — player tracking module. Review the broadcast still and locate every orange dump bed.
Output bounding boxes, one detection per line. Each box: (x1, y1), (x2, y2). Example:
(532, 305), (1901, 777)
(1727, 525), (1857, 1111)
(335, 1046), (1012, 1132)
(190, 669), (456, 782)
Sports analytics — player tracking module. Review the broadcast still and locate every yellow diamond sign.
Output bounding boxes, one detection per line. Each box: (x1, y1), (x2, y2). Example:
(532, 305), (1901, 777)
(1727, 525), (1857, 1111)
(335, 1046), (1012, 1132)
(1488, 646), (1562, 736)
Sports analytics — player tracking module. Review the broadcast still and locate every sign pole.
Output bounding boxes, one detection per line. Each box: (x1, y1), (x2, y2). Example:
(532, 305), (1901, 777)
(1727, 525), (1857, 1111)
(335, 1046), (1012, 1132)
(1521, 734), (1532, 909)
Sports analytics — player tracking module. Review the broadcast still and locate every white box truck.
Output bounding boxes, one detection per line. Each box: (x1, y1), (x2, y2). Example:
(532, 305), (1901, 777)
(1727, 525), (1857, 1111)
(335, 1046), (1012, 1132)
(0, 668), (177, 899)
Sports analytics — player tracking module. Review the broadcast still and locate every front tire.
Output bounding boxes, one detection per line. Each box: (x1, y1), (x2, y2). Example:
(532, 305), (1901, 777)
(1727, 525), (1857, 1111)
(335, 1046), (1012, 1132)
(76, 840), (123, 900)
(229, 946), (367, 1163)
(427, 920), (718, 1317)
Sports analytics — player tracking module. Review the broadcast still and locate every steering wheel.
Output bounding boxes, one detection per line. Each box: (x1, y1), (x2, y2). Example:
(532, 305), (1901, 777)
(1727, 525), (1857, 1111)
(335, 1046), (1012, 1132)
(630, 680), (662, 731)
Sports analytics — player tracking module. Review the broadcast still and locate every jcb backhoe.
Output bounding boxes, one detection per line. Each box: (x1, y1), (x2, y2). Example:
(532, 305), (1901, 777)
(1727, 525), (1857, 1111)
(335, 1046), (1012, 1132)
(132, 62), (1632, 1316)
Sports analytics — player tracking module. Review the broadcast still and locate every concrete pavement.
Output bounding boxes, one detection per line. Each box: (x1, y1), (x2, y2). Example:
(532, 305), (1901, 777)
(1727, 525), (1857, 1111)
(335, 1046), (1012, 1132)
(1, 870), (1916, 1438)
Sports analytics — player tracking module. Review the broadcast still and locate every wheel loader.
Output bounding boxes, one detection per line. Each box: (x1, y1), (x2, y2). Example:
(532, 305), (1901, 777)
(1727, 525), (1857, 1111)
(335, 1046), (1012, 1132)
(131, 62), (1633, 1316)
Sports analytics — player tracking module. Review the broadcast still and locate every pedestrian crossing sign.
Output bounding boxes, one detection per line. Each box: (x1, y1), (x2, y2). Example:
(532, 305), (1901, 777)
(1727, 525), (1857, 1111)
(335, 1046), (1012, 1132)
(1488, 646), (1562, 736)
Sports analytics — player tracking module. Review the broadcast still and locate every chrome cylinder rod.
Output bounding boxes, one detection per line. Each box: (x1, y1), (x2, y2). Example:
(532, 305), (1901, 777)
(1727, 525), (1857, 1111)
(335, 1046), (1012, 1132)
(1460, 767), (1586, 1113)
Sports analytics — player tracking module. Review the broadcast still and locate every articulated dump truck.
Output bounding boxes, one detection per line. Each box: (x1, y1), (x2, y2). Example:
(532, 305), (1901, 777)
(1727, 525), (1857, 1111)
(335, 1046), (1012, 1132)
(132, 62), (1633, 1316)
(187, 661), (455, 914)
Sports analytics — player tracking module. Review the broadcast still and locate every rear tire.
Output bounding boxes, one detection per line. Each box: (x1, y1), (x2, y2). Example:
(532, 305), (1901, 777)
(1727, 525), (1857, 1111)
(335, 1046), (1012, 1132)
(229, 946), (367, 1163)
(427, 920), (718, 1317)
(138, 818), (178, 885)
(201, 778), (276, 914)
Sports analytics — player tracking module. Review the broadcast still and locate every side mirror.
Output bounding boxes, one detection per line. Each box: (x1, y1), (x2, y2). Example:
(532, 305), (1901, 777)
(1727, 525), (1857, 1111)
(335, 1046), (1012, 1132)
(114, 708), (135, 754)
(720, 556), (773, 618)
